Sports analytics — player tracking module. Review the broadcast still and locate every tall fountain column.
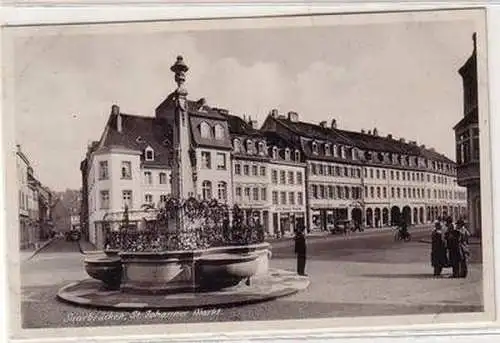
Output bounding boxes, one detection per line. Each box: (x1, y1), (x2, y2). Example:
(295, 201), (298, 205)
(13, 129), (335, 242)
(170, 56), (195, 232)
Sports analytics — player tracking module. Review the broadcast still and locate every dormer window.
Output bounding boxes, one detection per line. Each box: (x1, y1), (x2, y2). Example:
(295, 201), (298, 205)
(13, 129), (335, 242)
(258, 141), (265, 155)
(136, 136), (145, 144)
(214, 124), (224, 140)
(200, 121), (211, 139)
(340, 146), (346, 159)
(332, 145), (338, 157)
(295, 150), (300, 161)
(272, 146), (278, 159)
(233, 139), (241, 153)
(145, 146), (154, 161)
(246, 140), (254, 154)
(325, 144), (331, 156)
(285, 148), (291, 160)
(312, 142), (318, 155)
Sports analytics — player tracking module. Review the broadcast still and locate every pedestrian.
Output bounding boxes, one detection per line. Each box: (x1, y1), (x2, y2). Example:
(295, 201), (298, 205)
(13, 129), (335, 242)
(444, 216), (461, 278)
(456, 219), (471, 278)
(294, 226), (307, 276)
(430, 221), (447, 276)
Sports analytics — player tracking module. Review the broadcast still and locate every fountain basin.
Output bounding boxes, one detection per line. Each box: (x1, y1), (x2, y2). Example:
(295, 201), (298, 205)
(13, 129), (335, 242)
(83, 242), (271, 294)
(84, 255), (122, 290)
(197, 253), (259, 291)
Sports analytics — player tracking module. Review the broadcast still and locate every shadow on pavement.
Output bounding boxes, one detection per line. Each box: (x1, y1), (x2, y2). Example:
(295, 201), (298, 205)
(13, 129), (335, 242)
(360, 273), (440, 279)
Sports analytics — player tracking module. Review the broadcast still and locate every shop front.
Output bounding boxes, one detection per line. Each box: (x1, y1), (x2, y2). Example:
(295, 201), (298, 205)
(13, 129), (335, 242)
(310, 205), (350, 232)
(270, 206), (306, 238)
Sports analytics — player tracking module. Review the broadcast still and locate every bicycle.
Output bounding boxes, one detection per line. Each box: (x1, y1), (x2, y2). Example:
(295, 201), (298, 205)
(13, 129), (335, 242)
(394, 228), (411, 242)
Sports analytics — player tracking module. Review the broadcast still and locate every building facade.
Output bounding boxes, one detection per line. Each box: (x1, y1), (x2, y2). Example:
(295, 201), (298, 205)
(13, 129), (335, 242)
(82, 55), (467, 248)
(454, 33), (481, 237)
(260, 110), (467, 232)
(16, 144), (53, 249)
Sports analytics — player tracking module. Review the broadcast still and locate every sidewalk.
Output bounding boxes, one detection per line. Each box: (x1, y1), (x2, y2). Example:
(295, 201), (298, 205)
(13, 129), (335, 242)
(20, 238), (56, 261)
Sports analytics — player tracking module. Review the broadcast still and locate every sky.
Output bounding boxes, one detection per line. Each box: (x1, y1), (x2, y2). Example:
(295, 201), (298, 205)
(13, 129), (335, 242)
(11, 14), (479, 192)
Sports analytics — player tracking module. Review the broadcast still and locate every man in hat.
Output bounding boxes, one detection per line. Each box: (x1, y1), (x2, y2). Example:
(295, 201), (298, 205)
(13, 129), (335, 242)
(431, 221), (447, 276)
(294, 225), (307, 276)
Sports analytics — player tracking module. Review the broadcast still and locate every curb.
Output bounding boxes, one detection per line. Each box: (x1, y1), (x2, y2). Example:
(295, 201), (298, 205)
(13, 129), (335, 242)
(24, 237), (57, 261)
(419, 239), (481, 246)
(78, 240), (99, 255)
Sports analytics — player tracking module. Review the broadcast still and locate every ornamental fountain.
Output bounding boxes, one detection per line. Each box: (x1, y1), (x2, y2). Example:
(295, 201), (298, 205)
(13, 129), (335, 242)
(57, 56), (309, 311)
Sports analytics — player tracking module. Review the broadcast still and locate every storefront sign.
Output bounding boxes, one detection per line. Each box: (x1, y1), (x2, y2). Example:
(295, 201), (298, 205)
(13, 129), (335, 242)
(274, 207), (305, 212)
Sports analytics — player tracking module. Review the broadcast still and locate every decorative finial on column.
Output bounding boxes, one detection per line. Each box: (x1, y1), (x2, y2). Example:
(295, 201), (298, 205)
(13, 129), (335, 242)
(170, 55), (189, 96)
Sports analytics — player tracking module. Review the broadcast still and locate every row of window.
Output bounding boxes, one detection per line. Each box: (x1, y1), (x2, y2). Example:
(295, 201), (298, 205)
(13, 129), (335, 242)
(201, 180), (228, 201)
(201, 152), (227, 170)
(310, 185), (362, 200)
(234, 163), (266, 177)
(233, 138), (302, 162)
(235, 187), (267, 202)
(362, 186), (466, 201)
(143, 171), (169, 185)
(310, 164), (361, 178)
(200, 122), (225, 140)
(309, 162), (456, 184)
(309, 141), (456, 174)
(98, 161), (133, 180)
(271, 191), (304, 206)
(98, 190), (170, 209)
(456, 127), (480, 165)
(271, 170), (303, 185)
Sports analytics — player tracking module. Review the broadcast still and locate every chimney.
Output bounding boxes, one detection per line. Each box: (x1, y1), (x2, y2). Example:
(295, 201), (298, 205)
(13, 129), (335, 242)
(319, 121), (327, 128)
(399, 138), (406, 143)
(368, 130), (372, 135)
(409, 140), (417, 145)
(331, 119), (337, 129)
(373, 128), (378, 137)
(420, 144), (426, 149)
(387, 134), (393, 140)
(287, 111), (299, 122)
(361, 129), (366, 134)
(270, 109), (279, 118)
(248, 116), (257, 128)
(196, 98), (207, 111)
(111, 105), (122, 133)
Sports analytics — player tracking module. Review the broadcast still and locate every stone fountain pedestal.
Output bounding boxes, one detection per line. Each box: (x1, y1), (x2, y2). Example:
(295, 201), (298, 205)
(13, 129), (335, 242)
(59, 242), (309, 310)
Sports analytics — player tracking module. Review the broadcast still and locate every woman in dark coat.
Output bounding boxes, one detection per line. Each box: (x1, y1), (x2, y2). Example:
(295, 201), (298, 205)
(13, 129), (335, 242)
(431, 221), (448, 276)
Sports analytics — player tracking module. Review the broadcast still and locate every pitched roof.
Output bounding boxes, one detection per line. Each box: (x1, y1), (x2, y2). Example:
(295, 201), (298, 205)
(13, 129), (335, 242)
(273, 117), (454, 164)
(226, 114), (263, 137)
(99, 113), (173, 167)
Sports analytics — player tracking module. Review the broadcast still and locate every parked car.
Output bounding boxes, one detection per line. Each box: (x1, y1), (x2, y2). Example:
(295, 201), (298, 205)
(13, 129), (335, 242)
(65, 230), (81, 241)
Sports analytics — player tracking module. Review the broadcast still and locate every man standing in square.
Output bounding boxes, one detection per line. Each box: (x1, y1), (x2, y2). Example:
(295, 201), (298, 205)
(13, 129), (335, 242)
(295, 226), (307, 276)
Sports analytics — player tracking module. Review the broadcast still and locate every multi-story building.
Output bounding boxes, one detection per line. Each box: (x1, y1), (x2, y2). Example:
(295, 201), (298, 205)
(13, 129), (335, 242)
(82, 54), (467, 248)
(227, 114), (270, 230)
(263, 129), (307, 236)
(80, 106), (174, 247)
(16, 144), (53, 249)
(261, 110), (467, 231)
(454, 33), (481, 237)
(17, 145), (31, 249)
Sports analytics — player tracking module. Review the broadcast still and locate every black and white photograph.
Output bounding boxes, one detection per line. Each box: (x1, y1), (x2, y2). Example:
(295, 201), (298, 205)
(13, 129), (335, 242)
(2, 6), (495, 341)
